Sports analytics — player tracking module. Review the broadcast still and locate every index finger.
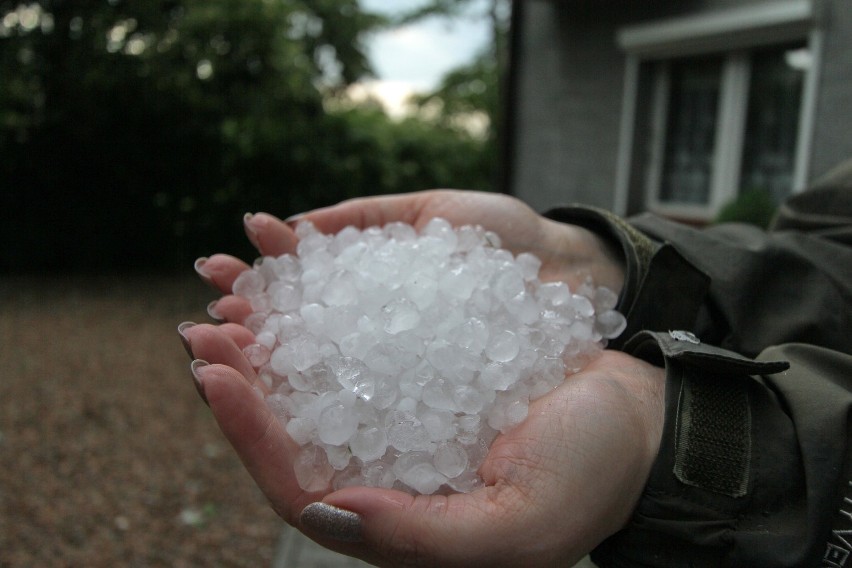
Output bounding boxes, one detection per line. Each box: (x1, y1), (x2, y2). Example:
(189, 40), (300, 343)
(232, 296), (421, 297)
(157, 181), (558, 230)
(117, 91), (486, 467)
(197, 363), (326, 524)
(291, 192), (434, 235)
(244, 212), (300, 257)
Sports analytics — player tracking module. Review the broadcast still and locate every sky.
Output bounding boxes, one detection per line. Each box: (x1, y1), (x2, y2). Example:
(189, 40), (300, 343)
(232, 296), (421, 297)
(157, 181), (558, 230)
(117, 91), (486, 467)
(354, 0), (491, 116)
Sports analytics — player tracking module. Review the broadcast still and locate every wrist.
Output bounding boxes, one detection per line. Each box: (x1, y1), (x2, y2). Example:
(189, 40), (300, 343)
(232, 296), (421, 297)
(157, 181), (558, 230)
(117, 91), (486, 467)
(593, 332), (793, 567)
(538, 217), (626, 294)
(580, 351), (667, 538)
(611, 351), (667, 516)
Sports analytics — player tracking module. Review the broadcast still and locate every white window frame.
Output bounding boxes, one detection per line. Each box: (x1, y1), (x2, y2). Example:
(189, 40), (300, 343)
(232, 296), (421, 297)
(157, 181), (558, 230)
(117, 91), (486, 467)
(613, 0), (821, 220)
(644, 51), (753, 219)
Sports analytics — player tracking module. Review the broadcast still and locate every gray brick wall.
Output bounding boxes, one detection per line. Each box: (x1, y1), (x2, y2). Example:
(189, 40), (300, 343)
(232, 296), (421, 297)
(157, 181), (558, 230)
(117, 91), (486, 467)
(508, 0), (849, 213)
(510, 2), (625, 212)
(809, 0), (852, 179)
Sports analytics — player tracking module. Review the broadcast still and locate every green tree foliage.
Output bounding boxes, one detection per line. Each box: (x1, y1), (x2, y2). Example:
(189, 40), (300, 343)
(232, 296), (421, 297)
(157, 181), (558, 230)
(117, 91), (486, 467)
(401, 0), (510, 184)
(327, 106), (492, 196)
(0, 1), (494, 273)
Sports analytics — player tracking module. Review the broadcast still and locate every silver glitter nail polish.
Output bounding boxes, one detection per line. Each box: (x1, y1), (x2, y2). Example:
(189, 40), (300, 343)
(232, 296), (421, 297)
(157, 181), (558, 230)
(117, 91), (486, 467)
(299, 502), (362, 542)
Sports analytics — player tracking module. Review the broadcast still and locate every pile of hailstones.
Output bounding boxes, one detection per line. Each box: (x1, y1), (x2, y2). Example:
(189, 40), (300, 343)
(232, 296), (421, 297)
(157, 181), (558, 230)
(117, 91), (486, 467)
(232, 218), (626, 495)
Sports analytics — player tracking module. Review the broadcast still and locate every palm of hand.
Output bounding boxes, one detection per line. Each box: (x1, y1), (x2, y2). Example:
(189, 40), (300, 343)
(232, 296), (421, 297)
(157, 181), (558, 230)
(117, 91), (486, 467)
(186, 190), (655, 566)
(187, 322), (661, 567)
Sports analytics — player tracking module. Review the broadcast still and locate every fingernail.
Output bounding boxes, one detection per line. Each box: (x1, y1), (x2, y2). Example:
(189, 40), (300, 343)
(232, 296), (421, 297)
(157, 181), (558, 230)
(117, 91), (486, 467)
(243, 213), (261, 249)
(194, 257), (215, 288)
(177, 321), (196, 358)
(207, 300), (223, 322)
(190, 359), (210, 405)
(284, 213), (306, 229)
(300, 502), (362, 543)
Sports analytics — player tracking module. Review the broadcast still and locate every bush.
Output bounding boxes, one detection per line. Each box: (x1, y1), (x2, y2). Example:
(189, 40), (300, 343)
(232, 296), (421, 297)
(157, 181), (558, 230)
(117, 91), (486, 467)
(714, 188), (777, 229)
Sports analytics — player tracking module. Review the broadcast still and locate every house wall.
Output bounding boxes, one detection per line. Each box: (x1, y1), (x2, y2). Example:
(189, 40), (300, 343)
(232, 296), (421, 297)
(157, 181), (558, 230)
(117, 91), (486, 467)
(509, 2), (625, 212)
(508, 0), (750, 211)
(508, 0), (847, 213)
(809, 0), (852, 180)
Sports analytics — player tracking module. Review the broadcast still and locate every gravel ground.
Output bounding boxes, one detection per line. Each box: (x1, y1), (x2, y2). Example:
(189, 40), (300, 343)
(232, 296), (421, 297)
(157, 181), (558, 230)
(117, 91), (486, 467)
(0, 275), (284, 567)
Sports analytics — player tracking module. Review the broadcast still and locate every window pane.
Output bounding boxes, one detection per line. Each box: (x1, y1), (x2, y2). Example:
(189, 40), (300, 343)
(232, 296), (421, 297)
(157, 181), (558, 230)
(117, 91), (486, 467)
(660, 56), (723, 205)
(739, 45), (805, 204)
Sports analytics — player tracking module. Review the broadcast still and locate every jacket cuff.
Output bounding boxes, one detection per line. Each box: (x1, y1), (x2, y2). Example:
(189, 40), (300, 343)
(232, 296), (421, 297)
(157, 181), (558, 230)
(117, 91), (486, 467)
(592, 330), (792, 567)
(543, 205), (655, 313)
(542, 206), (710, 349)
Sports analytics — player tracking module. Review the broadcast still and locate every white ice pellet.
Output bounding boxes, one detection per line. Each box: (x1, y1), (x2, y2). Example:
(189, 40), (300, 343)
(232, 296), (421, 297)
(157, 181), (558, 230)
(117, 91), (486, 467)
(255, 330), (277, 349)
(317, 403), (359, 446)
(293, 445), (334, 492)
(349, 426), (388, 462)
(485, 330), (521, 363)
(243, 343), (271, 368)
(323, 443), (352, 471)
(287, 417), (317, 448)
(270, 282), (301, 313)
(232, 269), (266, 298)
(242, 219), (626, 494)
(434, 441), (469, 479)
(421, 408), (457, 441)
(515, 252), (542, 281)
(382, 298), (421, 334)
(393, 451), (446, 495)
(596, 309), (628, 339)
(387, 410), (433, 452)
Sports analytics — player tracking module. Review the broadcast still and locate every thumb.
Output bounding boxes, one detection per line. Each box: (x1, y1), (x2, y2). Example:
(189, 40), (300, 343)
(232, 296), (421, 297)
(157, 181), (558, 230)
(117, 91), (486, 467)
(299, 486), (533, 568)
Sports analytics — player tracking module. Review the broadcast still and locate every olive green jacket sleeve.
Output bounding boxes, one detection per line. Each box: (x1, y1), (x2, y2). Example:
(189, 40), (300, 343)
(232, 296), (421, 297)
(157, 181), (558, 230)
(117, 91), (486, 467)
(545, 186), (851, 357)
(544, 185), (852, 566)
(593, 337), (852, 567)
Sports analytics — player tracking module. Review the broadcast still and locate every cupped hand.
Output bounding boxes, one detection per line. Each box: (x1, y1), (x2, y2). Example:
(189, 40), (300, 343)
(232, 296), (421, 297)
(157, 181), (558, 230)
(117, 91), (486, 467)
(196, 190), (625, 325)
(182, 321), (665, 567)
(182, 189), (653, 566)
(288, 190), (625, 291)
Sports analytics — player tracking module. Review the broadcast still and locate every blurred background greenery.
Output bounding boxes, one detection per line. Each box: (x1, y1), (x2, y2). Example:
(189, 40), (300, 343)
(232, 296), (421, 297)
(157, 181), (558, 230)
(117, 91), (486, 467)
(0, 0), (508, 273)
